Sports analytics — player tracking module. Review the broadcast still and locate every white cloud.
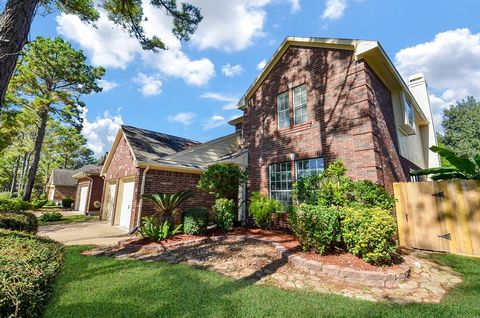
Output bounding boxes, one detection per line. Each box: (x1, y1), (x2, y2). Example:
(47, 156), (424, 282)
(222, 63), (244, 77)
(321, 0), (347, 20)
(133, 73), (163, 96)
(82, 110), (123, 157)
(56, 3), (215, 86)
(289, 0), (300, 13)
(257, 59), (267, 70)
(395, 28), (480, 129)
(190, 0), (272, 51)
(167, 112), (196, 126)
(203, 114), (226, 130)
(200, 92), (238, 110)
(97, 79), (119, 92)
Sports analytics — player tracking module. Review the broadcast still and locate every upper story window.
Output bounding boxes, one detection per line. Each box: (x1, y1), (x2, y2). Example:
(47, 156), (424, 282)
(295, 158), (324, 180)
(399, 93), (416, 136)
(277, 91), (290, 129)
(293, 85), (308, 125)
(405, 99), (415, 128)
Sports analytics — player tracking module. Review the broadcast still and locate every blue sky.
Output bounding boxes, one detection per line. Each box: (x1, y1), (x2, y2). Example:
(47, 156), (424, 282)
(29, 0), (480, 157)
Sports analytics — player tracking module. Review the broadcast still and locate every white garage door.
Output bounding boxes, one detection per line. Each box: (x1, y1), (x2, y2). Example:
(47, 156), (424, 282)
(119, 181), (135, 229)
(78, 186), (89, 213)
(105, 183), (117, 224)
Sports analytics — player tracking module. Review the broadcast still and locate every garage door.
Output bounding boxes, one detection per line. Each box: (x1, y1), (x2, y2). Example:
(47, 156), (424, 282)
(78, 186), (89, 213)
(104, 183), (116, 224)
(119, 181), (135, 229)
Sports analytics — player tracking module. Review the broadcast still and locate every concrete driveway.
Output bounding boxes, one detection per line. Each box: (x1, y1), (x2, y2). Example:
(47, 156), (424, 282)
(38, 221), (133, 246)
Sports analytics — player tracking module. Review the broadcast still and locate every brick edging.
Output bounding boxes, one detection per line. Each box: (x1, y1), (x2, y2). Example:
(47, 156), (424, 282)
(118, 234), (410, 287)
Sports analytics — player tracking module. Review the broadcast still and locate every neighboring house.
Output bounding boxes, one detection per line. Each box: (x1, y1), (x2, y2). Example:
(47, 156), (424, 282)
(101, 36), (439, 230)
(72, 165), (104, 214)
(46, 169), (77, 204)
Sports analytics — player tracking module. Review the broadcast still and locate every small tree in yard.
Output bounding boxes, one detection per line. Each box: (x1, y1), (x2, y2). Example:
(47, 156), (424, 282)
(197, 163), (247, 200)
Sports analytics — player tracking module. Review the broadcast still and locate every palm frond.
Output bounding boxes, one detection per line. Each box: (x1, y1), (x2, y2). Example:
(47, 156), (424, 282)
(410, 166), (457, 176)
(430, 146), (477, 176)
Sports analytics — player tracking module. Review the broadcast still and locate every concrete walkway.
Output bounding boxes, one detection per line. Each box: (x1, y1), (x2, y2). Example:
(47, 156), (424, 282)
(39, 221), (132, 246)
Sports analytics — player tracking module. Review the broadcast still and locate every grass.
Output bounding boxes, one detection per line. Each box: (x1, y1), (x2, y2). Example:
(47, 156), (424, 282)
(43, 247), (480, 318)
(39, 215), (99, 225)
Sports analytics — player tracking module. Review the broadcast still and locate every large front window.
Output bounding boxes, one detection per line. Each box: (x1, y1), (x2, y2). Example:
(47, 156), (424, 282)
(293, 85), (307, 125)
(269, 162), (292, 206)
(295, 158), (324, 180)
(277, 91), (290, 129)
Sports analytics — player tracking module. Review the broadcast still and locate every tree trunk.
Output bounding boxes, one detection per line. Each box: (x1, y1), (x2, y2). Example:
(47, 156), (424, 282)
(0, 0), (39, 108)
(23, 109), (48, 201)
(9, 156), (19, 196)
(18, 152), (28, 193)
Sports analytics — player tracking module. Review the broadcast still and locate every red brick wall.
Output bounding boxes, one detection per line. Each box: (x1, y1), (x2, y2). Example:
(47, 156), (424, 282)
(244, 45), (407, 196)
(54, 186), (76, 203)
(76, 176), (105, 212)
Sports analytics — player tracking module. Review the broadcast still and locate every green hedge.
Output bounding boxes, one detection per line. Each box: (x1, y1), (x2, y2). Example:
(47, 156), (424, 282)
(61, 197), (74, 209)
(341, 207), (397, 265)
(182, 208), (209, 234)
(0, 211), (38, 234)
(0, 198), (31, 213)
(0, 230), (64, 317)
(289, 204), (342, 254)
(39, 212), (63, 223)
(213, 198), (236, 231)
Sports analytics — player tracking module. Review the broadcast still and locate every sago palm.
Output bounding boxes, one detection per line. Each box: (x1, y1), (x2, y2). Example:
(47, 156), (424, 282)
(411, 146), (480, 180)
(142, 191), (193, 222)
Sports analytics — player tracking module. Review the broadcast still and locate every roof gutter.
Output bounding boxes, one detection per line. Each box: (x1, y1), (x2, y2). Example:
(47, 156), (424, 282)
(136, 161), (204, 174)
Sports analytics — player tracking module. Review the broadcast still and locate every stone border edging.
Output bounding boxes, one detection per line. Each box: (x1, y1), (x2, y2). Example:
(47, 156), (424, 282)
(118, 234), (410, 287)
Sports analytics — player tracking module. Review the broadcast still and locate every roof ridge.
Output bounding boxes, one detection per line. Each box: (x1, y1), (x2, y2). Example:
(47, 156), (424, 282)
(121, 124), (200, 144)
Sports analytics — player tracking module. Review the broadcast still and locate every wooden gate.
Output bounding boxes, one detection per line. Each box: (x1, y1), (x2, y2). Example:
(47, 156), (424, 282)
(393, 180), (480, 256)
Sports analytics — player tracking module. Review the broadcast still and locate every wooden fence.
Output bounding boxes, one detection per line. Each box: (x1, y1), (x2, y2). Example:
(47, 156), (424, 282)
(393, 180), (480, 257)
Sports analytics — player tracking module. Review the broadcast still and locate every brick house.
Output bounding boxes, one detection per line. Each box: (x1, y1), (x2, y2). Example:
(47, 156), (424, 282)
(72, 165), (104, 214)
(100, 37), (439, 230)
(46, 169), (77, 205)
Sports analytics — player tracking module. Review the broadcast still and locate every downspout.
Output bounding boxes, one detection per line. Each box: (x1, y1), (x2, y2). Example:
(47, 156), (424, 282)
(132, 165), (150, 233)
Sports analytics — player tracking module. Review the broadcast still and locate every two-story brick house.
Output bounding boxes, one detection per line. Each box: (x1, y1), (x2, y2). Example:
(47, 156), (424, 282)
(100, 36), (439, 230)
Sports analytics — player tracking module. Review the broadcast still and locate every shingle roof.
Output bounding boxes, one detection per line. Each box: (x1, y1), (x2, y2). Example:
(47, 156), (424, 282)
(50, 169), (77, 187)
(72, 164), (102, 178)
(121, 125), (200, 164)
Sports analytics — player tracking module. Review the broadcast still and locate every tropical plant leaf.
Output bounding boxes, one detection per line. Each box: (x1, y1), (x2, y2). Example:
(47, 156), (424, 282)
(430, 146), (477, 176)
(410, 166), (457, 176)
(430, 172), (469, 181)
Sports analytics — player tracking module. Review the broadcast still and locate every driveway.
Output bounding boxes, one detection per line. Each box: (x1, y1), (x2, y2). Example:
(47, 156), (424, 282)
(39, 221), (133, 246)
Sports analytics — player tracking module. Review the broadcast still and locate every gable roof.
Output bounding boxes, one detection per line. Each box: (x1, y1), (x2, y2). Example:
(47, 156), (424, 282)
(72, 164), (102, 179)
(49, 169), (77, 187)
(236, 36), (428, 123)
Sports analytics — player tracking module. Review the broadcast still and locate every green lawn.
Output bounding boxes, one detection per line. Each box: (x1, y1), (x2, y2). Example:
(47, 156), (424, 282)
(39, 215), (99, 225)
(44, 246), (480, 318)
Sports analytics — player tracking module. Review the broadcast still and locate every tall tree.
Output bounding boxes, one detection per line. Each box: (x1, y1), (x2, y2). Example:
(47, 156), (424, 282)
(0, 0), (202, 109)
(7, 37), (104, 201)
(441, 96), (480, 161)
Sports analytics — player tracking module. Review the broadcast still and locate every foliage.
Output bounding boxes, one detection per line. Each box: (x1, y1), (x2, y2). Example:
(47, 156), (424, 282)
(0, 198), (31, 212)
(288, 204), (342, 254)
(441, 96), (480, 161)
(248, 192), (284, 228)
(0, 229), (64, 318)
(39, 212), (64, 223)
(38, 214), (98, 225)
(62, 197), (74, 209)
(293, 161), (394, 209)
(182, 207), (209, 234)
(213, 198), (236, 231)
(341, 207), (397, 265)
(142, 191), (193, 222)
(350, 180), (395, 210)
(31, 198), (49, 210)
(0, 192), (10, 200)
(197, 163), (247, 199)
(0, 211), (38, 234)
(411, 146), (480, 180)
(137, 216), (182, 242)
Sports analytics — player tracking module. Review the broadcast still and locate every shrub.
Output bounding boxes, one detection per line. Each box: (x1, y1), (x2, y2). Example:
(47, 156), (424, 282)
(182, 207), (209, 234)
(61, 197), (74, 209)
(0, 229), (64, 317)
(44, 200), (57, 207)
(0, 211), (38, 233)
(39, 212), (63, 223)
(341, 207), (397, 265)
(31, 198), (48, 210)
(351, 180), (395, 210)
(138, 216), (182, 242)
(142, 191), (193, 223)
(197, 163), (247, 199)
(213, 198), (236, 231)
(288, 204), (342, 254)
(0, 198), (31, 212)
(0, 192), (10, 200)
(248, 192), (284, 228)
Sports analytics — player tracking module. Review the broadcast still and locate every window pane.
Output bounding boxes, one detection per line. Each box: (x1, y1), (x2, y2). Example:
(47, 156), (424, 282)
(296, 157), (324, 180)
(277, 92), (290, 129)
(269, 161), (292, 206)
(293, 85), (307, 125)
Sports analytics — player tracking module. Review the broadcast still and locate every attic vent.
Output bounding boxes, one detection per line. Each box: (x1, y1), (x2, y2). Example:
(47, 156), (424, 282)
(409, 76), (423, 83)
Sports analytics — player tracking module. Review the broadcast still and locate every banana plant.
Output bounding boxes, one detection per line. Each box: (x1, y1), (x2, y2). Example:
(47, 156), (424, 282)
(142, 191), (193, 222)
(411, 146), (480, 180)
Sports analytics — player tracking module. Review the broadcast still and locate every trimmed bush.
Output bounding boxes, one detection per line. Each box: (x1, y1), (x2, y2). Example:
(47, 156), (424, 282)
(248, 192), (284, 228)
(341, 207), (397, 265)
(39, 212), (63, 223)
(351, 180), (395, 210)
(213, 198), (236, 231)
(289, 204), (342, 254)
(0, 229), (64, 317)
(182, 207), (209, 234)
(61, 197), (74, 209)
(31, 198), (48, 210)
(0, 211), (38, 234)
(0, 198), (31, 212)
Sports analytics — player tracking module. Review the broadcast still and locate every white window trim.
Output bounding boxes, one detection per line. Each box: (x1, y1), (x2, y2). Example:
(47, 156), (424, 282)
(269, 162), (292, 205)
